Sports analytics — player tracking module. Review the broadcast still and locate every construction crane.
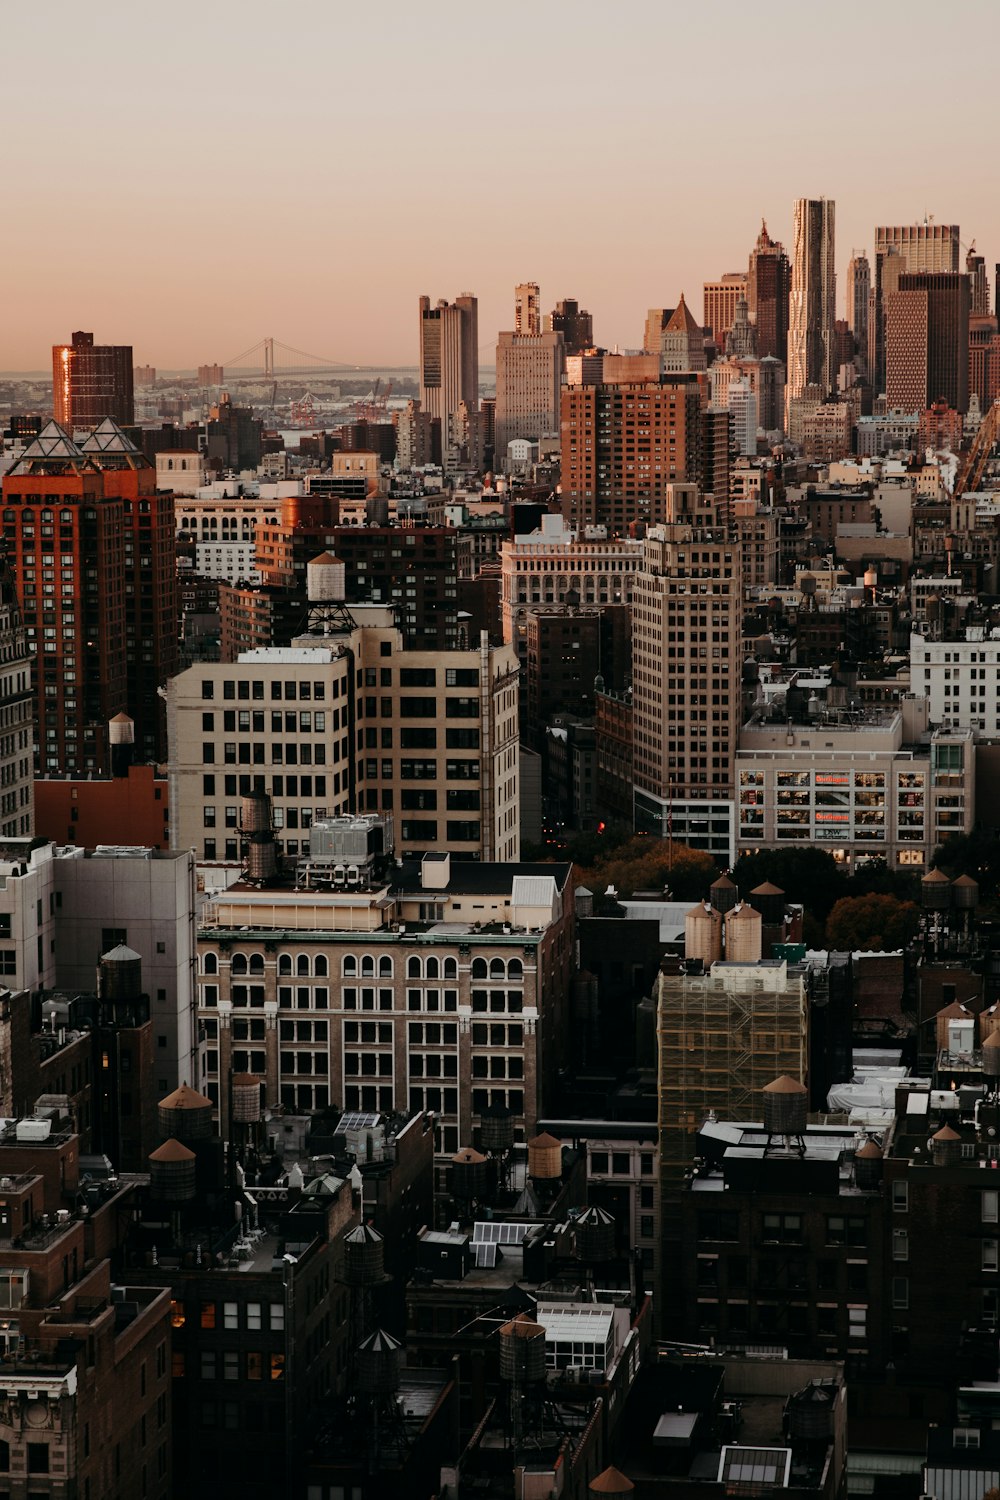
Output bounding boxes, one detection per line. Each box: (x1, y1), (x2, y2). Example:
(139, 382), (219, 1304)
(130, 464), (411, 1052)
(954, 396), (1000, 497)
(351, 377), (394, 424)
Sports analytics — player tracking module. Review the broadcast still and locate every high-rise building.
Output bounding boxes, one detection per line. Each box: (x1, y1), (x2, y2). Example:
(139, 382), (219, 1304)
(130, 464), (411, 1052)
(197, 363), (224, 386)
(0, 553), (34, 837)
(643, 307), (674, 354)
(846, 250), (871, 376)
(514, 282), (540, 336)
(787, 197), (836, 404)
(418, 293), (479, 436)
(661, 295), (707, 372)
(725, 297), (757, 359)
(133, 364), (156, 389)
(747, 220), (790, 364)
(2, 420), (176, 771)
(871, 221), (961, 393)
(967, 247), (990, 317)
(494, 328), (565, 460)
(631, 485), (741, 862)
(52, 330), (134, 430)
(544, 297), (593, 355)
(703, 273), (748, 346)
(559, 377), (719, 534)
(886, 272), (971, 414)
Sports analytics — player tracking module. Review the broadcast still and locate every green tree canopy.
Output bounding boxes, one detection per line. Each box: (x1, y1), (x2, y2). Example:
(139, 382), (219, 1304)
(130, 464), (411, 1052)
(825, 893), (920, 952)
(731, 847), (844, 920)
(576, 836), (719, 902)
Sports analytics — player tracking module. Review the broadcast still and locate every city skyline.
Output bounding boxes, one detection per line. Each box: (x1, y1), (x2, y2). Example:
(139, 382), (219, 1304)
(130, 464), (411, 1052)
(2, 0), (996, 370)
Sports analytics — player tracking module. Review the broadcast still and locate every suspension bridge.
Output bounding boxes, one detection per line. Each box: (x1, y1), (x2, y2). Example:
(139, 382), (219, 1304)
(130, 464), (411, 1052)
(219, 337), (418, 382)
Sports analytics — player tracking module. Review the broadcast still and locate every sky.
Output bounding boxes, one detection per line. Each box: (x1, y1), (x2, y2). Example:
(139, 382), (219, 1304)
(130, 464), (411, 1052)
(2, 0), (997, 372)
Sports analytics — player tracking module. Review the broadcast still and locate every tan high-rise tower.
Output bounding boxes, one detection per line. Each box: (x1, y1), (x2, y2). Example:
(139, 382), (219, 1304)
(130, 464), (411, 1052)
(514, 283), (540, 337)
(787, 197), (836, 403)
(870, 221), (960, 392)
(418, 293), (479, 434)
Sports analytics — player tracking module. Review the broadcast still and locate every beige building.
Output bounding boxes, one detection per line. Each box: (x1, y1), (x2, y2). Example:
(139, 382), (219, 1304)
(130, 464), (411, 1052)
(195, 849), (575, 1177)
(787, 197), (837, 403)
(736, 702), (974, 868)
(167, 611), (520, 867)
(703, 273), (749, 345)
(494, 330), (565, 461)
(632, 486), (741, 862)
(418, 293), (479, 433)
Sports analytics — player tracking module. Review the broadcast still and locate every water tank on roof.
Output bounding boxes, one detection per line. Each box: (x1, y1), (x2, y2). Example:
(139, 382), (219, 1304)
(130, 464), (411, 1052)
(231, 1074), (262, 1124)
(148, 1139), (197, 1202)
(246, 835), (278, 883)
(724, 903), (762, 963)
(709, 874), (738, 916)
(921, 869), (952, 910)
(952, 875), (980, 911)
(983, 1033), (1000, 1079)
(931, 1125), (961, 1168)
(240, 791), (272, 834)
(854, 1138), (883, 1191)
(499, 1313), (547, 1385)
(99, 945), (142, 1003)
(575, 1204), (615, 1263)
(480, 1105), (515, 1155)
(685, 904), (722, 967)
(158, 1084), (214, 1143)
(589, 1467), (635, 1500)
(344, 1223), (385, 1287)
(748, 881), (786, 927)
(451, 1147), (487, 1203)
(787, 1379), (837, 1441)
(527, 1133), (562, 1182)
(356, 1328), (401, 1395)
(307, 553), (346, 604)
(763, 1076), (808, 1137)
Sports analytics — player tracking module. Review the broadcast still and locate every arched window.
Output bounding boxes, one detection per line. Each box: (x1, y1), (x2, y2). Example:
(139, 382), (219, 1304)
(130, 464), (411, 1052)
(202, 953), (218, 975)
(407, 956), (422, 979)
(314, 955), (328, 978)
(343, 955), (357, 977)
(425, 957), (439, 980)
(278, 954), (292, 975)
(490, 958), (506, 979)
(443, 957), (457, 979)
(360, 955), (375, 977)
(249, 954), (264, 975)
(378, 956), (393, 977)
(472, 958), (488, 979)
(296, 954), (310, 976)
(508, 959), (523, 980)
(231, 954), (248, 976)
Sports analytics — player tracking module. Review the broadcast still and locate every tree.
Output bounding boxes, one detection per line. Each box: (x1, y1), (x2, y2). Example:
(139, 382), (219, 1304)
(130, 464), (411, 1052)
(731, 847), (845, 921)
(825, 894), (920, 952)
(576, 837), (720, 902)
(843, 859), (920, 904)
(933, 827), (1000, 896)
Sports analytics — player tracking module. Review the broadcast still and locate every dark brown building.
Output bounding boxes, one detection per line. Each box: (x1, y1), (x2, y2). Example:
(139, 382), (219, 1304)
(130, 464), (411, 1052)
(887, 271), (972, 414)
(747, 220), (791, 364)
(52, 330), (134, 430)
(595, 688), (634, 824)
(545, 297), (594, 356)
(331, 525), (459, 649)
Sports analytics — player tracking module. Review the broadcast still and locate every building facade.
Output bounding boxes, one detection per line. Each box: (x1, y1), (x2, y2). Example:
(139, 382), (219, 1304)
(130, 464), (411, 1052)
(494, 331), (565, 459)
(52, 330), (134, 431)
(787, 198), (837, 403)
(886, 272), (971, 414)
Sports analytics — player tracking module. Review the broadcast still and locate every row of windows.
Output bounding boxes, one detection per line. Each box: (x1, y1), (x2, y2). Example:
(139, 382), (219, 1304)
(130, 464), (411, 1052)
(202, 953), (524, 981)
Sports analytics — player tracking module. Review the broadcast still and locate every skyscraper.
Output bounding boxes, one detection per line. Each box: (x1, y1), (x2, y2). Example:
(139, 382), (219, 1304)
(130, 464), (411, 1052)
(885, 271), (971, 415)
(494, 330), (565, 461)
(544, 298), (593, 355)
(0, 552), (34, 837)
(703, 273), (748, 346)
(52, 331), (134, 431)
(870, 221), (960, 393)
(514, 282), (540, 336)
(660, 295), (707, 372)
(418, 293), (479, 434)
(787, 198), (836, 403)
(747, 220), (790, 363)
(966, 246), (991, 317)
(631, 484), (741, 863)
(846, 250), (871, 377)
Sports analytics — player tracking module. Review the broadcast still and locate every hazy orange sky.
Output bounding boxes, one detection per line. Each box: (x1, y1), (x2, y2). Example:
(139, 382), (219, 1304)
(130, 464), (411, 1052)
(3, 0), (996, 371)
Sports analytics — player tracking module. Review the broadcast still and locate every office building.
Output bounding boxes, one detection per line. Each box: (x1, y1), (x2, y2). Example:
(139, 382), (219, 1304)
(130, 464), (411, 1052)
(396, 398), (440, 469)
(787, 197), (837, 403)
(886, 271), (971, 414)
(494, 326), (565, 460)
(747, 219), (790, 363)
(631, 485), (741, 861)
(846, 249), (871, 376)
(871, 221), (961, 392)
(643, 307), (673, 354)
(514, 282), (540, 336)
(724, 296), (757, 359)
(661, 295), (707, 372)
(0, 552), (34, 837)
(52, 330), (134, 431)
(544, 297), (593, 355)
(703, 273), (748, 346)
(195, 845), (575, 1174)
(418, 294), (479, 434)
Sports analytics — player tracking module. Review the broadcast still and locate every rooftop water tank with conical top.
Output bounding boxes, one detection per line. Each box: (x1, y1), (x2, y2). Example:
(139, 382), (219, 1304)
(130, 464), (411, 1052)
(344, 1223), (385, 1287)
(356, 1328), (401, 1395)
(931, 1124), (961, 1167)
(148, 1139), (197, 1202)
(499, 1312), (547, 1385)
(854, 1138), (883, 1190)
(451, 1147), (487, 1202)
(575, 1204), (615, 1262)
(921, 869), (952, 910)
(480, 1105), (515, 1155)
(709, 874), (738, 916)
(763, 1076), (808, 1136)
(231, 1074), (263, 1124)
(589, 1468), (635, 1500)
(527, 1133), (562, 1182)
(158, 1083), (214, 1143)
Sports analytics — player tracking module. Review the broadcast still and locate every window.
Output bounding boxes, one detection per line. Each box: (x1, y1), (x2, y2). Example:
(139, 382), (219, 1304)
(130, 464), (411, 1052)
(848, 1307), (867, 1340)
(892, 1277), (909, 1310)
(224, 1302), (238, 1329)
(763, 1213), (802, 1244)
(892, 1179), (908, 1213)
(892, 1229), (908, 1261)
(953, 1428), (981, 1450)
(27, 1444), (49, 1474)
(200, 1302), (216, 1329)
(983, 1239), (999, 1273)
(984, 1190), (999, 1224)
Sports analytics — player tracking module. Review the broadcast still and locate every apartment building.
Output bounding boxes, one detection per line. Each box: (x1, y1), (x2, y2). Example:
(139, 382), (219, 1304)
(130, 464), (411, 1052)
(195, 848), (575, 1176)
(911, 623), (1000, 735)
(167, 610), (520, 865)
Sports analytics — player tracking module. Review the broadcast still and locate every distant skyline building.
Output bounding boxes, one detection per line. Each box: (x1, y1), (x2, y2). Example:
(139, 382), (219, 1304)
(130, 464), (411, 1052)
(871, 221), (961, 393)
(846, 250), (870, 377)
(52, 330), (134, 430)
(746, 220), (790, 364)
(703, 273), (748, 346)
(494, 328), (565, 460)
(886, 271), (971, 415)
(787, 197), (837, 405)
(544, 297), (593, 355)
(660, 295), (707, 373)
(418, 293), (479, 437)
(966, 246), (991, 317)
(514, 282), (541, 336)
